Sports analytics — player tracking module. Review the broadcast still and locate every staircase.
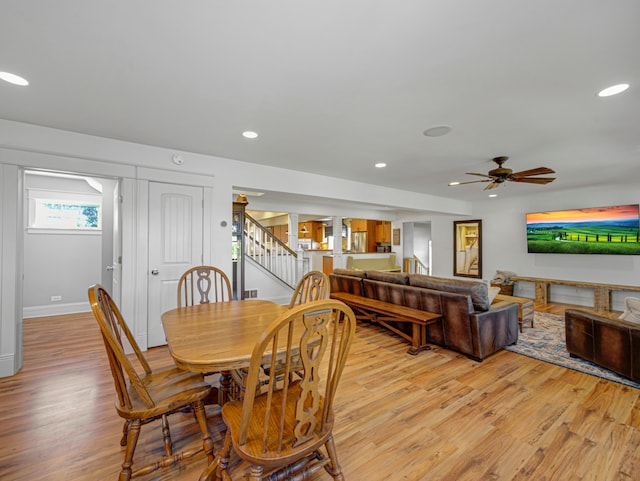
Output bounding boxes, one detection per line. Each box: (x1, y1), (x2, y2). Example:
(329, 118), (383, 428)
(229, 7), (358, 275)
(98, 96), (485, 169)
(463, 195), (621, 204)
(243, 213), (308, 289)
(403, 255), (430, 275)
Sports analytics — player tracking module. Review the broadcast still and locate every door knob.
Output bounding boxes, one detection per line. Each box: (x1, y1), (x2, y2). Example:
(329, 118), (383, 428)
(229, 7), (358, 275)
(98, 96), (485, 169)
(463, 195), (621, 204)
(106, 265), (115, 271)
(151, 269), (159, 275)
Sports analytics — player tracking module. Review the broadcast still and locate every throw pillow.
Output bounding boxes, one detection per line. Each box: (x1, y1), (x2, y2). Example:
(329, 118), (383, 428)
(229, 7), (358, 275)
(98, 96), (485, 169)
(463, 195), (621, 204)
(619, 297), (640, 324)
(488, 286), (501, 304)
(493, 270), (517, 283)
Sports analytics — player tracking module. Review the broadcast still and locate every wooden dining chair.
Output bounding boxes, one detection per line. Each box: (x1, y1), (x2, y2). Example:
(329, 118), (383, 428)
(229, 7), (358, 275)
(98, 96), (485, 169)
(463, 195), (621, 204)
(288, 270), (330, 308)
(88, 284), (215, 481)
(214, 299), (356, 481)
(230, 271), (331, 399)
(177, 265), (232, 307)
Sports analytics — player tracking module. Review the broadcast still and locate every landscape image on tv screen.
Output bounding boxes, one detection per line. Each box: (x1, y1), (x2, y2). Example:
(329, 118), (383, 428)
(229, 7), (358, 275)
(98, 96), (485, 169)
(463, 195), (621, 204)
(526, 204), (640, 255)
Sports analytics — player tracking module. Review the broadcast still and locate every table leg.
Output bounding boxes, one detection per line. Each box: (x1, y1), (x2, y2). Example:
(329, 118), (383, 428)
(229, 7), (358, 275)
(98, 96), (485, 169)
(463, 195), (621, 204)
(218, 370), (231, 405)
(407, 323), (431, 355)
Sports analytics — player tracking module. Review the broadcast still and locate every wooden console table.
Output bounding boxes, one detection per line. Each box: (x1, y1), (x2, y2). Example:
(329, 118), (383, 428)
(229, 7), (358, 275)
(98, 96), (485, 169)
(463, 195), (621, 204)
(511, 276), (640, 312)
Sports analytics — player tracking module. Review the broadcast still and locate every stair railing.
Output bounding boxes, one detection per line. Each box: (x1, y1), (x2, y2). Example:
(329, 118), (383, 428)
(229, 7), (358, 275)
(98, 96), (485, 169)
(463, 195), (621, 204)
(244, 213), (308, 289)
(403, 255), (430, 275)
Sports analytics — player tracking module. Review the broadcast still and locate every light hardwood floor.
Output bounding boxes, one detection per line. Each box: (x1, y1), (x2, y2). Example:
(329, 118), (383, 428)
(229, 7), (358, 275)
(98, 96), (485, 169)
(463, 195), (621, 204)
(1, 303), (639, 481)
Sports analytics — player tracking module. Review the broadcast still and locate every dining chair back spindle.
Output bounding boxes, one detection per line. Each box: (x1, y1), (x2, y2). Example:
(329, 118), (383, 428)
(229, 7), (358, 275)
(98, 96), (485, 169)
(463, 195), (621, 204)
(88, 284), (214, 481)
(215, 299), (356, 481)
(288, 270), (330, 308)
(177, 265), (232, 307)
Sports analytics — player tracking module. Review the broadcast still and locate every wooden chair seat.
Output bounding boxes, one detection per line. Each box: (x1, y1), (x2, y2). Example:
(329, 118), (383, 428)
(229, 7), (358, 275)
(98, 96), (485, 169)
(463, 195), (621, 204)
(118, 365), (211, 419)
(222, 383), (331, 466)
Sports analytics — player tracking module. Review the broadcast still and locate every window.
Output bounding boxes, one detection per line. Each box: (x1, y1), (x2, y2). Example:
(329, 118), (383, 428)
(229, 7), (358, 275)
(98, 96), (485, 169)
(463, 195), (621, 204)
(28, 189), (102, 232)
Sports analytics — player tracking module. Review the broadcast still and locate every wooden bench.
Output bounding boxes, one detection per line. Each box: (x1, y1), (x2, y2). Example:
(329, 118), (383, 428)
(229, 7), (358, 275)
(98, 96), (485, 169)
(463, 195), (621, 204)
(330, 292), (442, 355)
(511, 276), (640, 312)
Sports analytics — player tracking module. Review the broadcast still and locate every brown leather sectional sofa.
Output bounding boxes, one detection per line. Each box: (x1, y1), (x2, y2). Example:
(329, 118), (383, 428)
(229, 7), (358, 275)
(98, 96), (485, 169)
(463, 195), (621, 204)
(329, 269), (519, 361)
(565, 309), (640, 382)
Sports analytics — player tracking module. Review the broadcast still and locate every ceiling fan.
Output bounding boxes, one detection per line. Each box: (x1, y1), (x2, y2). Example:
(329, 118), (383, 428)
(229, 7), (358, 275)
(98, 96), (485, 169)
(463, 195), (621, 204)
(450, 156), (556, 190)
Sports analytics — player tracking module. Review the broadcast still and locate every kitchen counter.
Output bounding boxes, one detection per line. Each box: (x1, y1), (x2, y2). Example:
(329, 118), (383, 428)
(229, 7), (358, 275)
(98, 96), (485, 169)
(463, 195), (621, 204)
(303, 250), (397, 272)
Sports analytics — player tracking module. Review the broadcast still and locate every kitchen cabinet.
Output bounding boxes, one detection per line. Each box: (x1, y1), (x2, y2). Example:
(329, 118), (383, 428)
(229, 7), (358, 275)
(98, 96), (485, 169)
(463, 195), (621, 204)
(273, 224), (288, 243)
(298, 221), (323, 242)
(322, 255), (334, 275)
(376, 221), (391, 243)
(350, 219), (368, 232)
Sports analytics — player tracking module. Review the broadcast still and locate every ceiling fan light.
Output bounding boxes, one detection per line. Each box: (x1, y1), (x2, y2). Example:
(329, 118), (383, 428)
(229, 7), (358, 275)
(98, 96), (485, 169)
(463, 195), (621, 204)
(0, 71), (29, 86)
(598, 83), (629, 97)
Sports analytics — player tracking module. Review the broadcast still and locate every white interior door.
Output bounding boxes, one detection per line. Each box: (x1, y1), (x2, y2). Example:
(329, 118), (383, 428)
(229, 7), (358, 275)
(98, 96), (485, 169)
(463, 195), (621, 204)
(147, 182), (203, 347)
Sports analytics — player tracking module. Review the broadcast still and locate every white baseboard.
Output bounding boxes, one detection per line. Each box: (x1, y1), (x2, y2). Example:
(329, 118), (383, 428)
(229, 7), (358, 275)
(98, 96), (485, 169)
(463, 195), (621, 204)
(0, 354), (18, 378)
(23, 301), (90, 319)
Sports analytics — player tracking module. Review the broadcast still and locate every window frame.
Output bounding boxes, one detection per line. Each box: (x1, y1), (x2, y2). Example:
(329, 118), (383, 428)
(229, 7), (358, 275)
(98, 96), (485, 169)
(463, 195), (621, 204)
(27, 188), (102, 235)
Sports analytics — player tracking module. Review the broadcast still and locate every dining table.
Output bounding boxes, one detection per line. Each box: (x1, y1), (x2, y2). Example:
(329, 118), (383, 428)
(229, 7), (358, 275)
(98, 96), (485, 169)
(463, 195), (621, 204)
(162, 299), (289, 402)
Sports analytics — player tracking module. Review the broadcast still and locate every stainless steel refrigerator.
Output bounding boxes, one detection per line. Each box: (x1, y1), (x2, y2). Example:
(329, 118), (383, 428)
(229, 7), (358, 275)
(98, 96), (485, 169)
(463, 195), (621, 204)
(351, 231), (367, 253)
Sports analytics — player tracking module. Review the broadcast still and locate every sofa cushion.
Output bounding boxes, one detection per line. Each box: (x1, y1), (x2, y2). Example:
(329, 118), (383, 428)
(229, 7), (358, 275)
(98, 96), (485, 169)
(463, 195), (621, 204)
(408, 274), (489, 312)
(365, 270), (410, 285)
(619, 297), (640, 324)
(332, 268), (367, 278)
(329, 272), (364, 296)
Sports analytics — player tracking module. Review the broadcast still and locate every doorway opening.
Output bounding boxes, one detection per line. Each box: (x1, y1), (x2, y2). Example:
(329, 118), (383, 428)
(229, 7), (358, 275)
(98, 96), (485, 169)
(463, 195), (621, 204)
(23, 169), (121, 318)
(402, 221), (431, 275)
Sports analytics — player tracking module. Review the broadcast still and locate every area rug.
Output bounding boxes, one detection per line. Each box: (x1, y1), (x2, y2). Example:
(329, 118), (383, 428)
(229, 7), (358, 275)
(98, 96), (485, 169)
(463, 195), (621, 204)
(505, 312), (640, 389)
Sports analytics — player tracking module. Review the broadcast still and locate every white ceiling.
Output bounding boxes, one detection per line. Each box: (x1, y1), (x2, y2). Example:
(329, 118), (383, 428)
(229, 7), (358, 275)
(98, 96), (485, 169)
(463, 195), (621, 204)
(1, 1), (638, 205)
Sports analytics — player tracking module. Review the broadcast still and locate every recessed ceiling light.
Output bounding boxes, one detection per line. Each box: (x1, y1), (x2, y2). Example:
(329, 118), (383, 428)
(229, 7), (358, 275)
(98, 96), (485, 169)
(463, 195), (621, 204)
(0, 71), (29, 86)
(242, 131), (258, 139)
(423, 125), (452, 137)
(375, 163), (387, 168)
(598, 83), (629, 97)
(488, 194), (497, 198)
(448, 181), (460, 186)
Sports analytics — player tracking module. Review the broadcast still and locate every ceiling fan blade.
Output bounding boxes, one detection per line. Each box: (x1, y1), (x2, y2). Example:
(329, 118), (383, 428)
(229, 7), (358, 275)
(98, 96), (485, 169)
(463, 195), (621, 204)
(483, 182), (500, 190)
(465, 172), (493, 178)
(509, 177), (556, 185)
(449, 179), (492, 186)
(510, 167), (555, 178)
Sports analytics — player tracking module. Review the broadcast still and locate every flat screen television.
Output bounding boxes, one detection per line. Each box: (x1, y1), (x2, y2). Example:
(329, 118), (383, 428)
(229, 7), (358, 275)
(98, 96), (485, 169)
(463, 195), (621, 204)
(526, 204), (640, 255)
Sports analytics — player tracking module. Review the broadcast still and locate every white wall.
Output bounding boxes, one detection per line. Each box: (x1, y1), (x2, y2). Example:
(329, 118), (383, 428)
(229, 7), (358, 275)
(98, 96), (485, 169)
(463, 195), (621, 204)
(0, 164), (23, 376)
(245, 261), (293, 305)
